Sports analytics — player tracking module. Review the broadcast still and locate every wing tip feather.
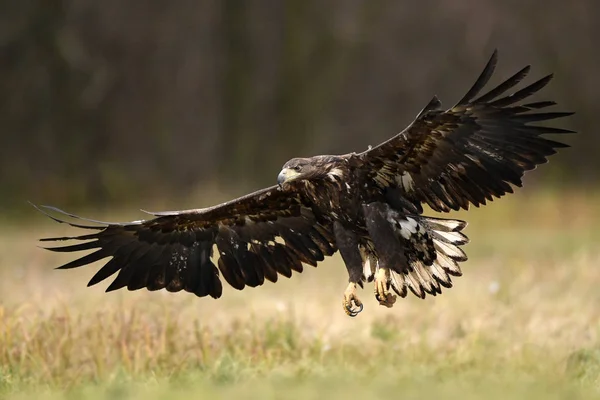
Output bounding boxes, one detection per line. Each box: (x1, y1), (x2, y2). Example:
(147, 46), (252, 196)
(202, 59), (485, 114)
(456, 49), (499, 105)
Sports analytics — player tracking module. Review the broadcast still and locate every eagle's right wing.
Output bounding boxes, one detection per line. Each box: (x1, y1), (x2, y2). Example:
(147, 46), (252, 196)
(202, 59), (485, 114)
(359, 50), (574, 213)
(35, 184), (336, 298)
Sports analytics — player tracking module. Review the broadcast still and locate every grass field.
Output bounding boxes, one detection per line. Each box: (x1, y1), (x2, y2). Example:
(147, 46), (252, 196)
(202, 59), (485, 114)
(2, 189), (600, 399)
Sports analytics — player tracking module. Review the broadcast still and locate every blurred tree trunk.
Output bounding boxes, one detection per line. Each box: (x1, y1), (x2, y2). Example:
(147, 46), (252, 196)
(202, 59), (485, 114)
(1, 0), (596, 211)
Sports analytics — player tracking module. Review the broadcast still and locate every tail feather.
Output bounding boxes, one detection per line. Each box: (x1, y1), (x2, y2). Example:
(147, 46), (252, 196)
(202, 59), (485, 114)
(420, 216), (467, 232)
(390, 271), (408, 297)
(413, 259), (442, 296)
(433, 239), (468, 261)
(406, 268), (426, 298)
(430, 229), (469, 245)
(430, 261), (453, 288)
(435, 251), (463, 276)
(387, 214), (468, 299)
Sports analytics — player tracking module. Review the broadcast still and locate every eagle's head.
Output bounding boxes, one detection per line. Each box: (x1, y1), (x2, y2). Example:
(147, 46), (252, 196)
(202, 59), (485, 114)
(277, 155), (342, 186)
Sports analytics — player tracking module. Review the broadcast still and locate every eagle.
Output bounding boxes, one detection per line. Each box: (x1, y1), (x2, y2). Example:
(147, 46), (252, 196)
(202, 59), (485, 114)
(35, 50), (573, 317)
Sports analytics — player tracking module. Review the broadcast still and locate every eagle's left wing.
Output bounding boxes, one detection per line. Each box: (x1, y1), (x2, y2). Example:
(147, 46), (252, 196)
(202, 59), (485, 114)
(359, 50), (574, 213)
(34, 184), (336, 299)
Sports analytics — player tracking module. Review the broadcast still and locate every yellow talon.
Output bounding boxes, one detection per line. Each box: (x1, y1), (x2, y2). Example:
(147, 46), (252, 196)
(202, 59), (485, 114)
(374, 268), (397, 308)
(343, 282), (363, 317)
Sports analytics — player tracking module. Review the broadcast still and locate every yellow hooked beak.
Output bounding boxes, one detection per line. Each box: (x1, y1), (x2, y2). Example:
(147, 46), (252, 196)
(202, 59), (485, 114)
(277, 168), (300, 185)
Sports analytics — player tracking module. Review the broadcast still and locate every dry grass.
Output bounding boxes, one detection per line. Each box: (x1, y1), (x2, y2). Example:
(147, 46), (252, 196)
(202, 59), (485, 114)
(2, 189), (600, 399)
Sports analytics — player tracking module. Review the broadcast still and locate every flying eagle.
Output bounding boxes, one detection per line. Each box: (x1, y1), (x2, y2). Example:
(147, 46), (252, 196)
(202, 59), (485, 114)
(35, 51), (573, 317)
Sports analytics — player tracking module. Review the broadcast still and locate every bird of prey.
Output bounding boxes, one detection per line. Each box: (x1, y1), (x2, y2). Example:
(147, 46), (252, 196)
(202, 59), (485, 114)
(35, 50), (573, 317)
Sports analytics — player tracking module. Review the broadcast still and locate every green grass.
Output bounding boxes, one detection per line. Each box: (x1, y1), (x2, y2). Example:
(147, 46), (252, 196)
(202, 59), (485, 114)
(2, 189), (600, 399)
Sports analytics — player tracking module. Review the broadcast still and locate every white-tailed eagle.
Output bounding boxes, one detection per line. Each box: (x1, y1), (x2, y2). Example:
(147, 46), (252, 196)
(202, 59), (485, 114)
(35, 50), (574, 316)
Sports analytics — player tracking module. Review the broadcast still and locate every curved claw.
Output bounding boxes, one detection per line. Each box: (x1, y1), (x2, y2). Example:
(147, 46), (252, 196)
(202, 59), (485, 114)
(378, 293), (397, 308)
(374, 268), (397, 308)
(344, 301), (363, 317)
(343, 282), (364, 317)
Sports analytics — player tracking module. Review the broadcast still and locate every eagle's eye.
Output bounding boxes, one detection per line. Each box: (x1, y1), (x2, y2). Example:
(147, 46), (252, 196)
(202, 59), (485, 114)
(293, 165), (302, 172)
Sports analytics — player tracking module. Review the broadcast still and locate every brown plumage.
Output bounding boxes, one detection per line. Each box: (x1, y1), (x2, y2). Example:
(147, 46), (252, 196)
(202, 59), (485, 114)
(35, 50), (574, 316)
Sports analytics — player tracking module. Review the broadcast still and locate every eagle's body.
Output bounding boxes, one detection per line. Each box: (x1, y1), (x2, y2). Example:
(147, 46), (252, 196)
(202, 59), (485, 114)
(36, 51), (574, 316)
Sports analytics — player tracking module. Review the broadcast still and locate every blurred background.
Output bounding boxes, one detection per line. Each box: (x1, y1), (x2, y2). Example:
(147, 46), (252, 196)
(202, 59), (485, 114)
(1, 0), (595, 214)
(2, 3), (600, 397)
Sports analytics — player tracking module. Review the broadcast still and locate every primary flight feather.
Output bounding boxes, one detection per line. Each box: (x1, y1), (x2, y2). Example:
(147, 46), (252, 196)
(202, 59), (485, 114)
(36, 50), (574, 316)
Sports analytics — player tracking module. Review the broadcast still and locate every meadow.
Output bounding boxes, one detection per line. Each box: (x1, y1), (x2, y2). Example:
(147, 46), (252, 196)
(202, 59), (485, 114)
(1, 189), (600, 399)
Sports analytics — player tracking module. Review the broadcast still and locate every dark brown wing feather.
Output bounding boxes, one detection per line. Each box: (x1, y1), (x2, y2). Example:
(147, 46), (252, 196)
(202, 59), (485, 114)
(359, 50), (575, 212)
(34, 184), (336, 298)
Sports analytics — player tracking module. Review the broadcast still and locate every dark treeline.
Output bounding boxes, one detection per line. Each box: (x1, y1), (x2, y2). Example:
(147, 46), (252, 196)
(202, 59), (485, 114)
(2, 0), (597, 210)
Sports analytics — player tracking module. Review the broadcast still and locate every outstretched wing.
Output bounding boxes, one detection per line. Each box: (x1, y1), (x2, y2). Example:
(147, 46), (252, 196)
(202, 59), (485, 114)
(35, 184), (336, 299)
(359, 50), (574, 212)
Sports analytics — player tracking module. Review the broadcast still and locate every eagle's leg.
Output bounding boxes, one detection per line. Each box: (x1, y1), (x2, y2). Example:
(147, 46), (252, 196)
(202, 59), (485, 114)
(362, 202), (402, 309)
(333, 222), (365, 317)
(374, 268), (397, 308)
(360, 245), (395, 307)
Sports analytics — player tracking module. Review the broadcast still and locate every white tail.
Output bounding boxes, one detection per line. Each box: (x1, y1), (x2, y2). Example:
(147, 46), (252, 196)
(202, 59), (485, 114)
(388, 214), (469, 299)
